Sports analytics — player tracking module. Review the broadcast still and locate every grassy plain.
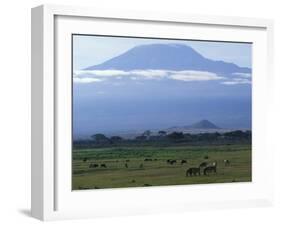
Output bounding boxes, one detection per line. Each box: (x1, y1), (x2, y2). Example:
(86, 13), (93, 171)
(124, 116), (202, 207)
(72, 144), (251, 190)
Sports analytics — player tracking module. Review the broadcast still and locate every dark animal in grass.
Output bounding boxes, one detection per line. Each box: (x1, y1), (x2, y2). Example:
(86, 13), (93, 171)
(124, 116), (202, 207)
(199, 162), (208, 168)
(100, 163), (107, 168)
(126, 159), (130, 162)
(169, 160), (177, 165)
(167, 159), (171, 163)
(224, 159), (230, 166)
(144, 183), (152, 186)
(203, 162), (217, 175)
(144, 158), (153, 161)
(131, 179), (136, 183)
(186, 167), (200, 176)
(83, 157), (88, 162)
(125, 163), (128, 168)
(204, 155), (209, 159)
(89, 163), (99, 168)
(139, 163), (143, 169)
(181, 160), (187, 164)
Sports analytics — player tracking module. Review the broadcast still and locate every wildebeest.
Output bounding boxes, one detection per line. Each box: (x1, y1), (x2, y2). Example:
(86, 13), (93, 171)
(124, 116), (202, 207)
(199, 162), (208, 168)
(186, 167), (200, 176)
(100, 163), (107, 168)
(181, 160), (187, 164)
(144, 158), (153, 161)
(224, 159), (230, 166)
(89, 163), (98, 168)
(169, 160), (177, 165)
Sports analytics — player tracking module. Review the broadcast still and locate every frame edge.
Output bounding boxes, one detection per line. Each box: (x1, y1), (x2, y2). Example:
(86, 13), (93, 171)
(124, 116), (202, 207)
(31, 5), (44, 220)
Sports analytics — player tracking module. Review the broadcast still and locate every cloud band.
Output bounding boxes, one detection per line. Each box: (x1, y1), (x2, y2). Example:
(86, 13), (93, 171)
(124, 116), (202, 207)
(74, 69), (251, 85)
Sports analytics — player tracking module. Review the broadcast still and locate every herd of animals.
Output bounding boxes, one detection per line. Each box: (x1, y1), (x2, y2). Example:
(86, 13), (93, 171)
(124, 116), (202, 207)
(86, 157), (231, 177)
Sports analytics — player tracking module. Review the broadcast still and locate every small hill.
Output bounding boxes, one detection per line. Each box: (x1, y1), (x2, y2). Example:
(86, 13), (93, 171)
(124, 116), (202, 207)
(187, 119), (220, 129)
(167, 120), (220, 132)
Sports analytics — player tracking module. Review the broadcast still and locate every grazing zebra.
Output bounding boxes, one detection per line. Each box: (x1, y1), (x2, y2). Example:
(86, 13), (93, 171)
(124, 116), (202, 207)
(203, 165), (217, 175)
(224, 159), (230, 166)
(186, 167), (200, 176)
(100, 163), (107, 168)
(181, 160), (187, 164)
(199, 162), (208, 168)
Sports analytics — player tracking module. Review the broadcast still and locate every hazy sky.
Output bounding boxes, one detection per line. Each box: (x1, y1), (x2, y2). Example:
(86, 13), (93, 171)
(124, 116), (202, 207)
(73, 35), (252, 70)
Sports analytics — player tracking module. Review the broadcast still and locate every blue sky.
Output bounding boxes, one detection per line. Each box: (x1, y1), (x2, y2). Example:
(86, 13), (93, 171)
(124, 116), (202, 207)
(73, 35), (252, 70)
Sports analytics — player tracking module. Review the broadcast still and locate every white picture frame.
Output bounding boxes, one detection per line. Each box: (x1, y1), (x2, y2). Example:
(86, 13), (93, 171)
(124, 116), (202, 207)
(31, 4), (274, 221)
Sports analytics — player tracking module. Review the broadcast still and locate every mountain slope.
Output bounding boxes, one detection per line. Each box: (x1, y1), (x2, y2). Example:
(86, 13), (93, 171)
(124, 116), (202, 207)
(85, 43), (251, 74)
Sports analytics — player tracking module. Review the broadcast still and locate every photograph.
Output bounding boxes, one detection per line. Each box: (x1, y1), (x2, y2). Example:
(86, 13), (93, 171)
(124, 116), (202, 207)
(72, 35), (252, 190)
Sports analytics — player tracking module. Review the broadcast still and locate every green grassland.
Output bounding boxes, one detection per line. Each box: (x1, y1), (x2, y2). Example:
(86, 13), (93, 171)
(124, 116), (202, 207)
(72, 144), (251, 190)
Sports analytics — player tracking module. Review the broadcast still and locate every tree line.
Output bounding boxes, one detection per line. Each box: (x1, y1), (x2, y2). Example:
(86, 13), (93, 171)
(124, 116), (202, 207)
(73, 130), (251, 149)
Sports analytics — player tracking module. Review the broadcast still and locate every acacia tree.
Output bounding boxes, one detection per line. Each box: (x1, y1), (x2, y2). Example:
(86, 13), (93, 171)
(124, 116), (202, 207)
(91, 133), (109, 144)
(158, 130), (167, 136)
(167, 132), (184, 140)
(142, 130), (151, 139)
(110, 136), (123, 143)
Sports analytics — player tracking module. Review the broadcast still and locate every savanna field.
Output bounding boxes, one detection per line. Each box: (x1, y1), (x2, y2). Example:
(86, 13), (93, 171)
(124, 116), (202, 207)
(72, 144), (251, 190)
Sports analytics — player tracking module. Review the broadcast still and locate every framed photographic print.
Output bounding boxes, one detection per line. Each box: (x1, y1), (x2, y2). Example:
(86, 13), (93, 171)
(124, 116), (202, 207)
(31, 4), (274, 221)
